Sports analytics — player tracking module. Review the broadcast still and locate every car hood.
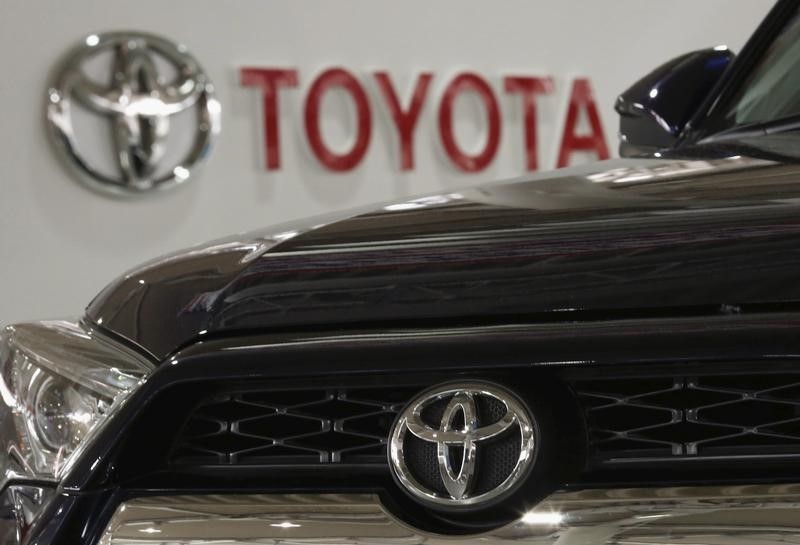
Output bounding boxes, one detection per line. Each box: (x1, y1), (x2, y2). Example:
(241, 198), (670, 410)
(87, 146), (800, 360)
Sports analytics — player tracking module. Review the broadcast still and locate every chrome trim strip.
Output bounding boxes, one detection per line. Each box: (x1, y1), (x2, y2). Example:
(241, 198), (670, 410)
(99, 485), (800, 544)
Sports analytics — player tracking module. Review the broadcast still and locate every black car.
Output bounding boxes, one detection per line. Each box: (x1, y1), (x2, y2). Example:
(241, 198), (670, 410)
(6, 1), (800, 543)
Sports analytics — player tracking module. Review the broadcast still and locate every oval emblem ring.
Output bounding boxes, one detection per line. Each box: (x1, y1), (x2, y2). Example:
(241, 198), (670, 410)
(389, 382), (536, 508)
(46, 31), (220, 196)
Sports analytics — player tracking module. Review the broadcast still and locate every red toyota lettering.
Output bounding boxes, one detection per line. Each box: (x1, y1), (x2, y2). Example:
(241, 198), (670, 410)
(504, 76), (554, 171)
(374, 72), (433, 170)
(304, 68), (372, 171)
(240, 68), (299, 170)
(556, 78), (610, 168)
(438, 73), (501, 172)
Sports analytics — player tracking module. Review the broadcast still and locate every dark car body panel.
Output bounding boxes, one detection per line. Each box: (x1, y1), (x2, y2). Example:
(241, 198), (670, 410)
(87, 147), (800, 360)
(26, 3), (800, 545)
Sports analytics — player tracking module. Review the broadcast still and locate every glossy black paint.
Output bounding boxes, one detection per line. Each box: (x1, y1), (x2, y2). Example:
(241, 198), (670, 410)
(616, 47), (734, 156)
(88, 151), (800, 360)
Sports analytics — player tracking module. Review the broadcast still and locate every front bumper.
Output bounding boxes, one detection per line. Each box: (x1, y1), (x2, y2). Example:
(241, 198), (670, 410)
(97, 484), (800, 545)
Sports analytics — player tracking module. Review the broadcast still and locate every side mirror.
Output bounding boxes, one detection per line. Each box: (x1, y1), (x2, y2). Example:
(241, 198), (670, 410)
(616, 48), (734, 157)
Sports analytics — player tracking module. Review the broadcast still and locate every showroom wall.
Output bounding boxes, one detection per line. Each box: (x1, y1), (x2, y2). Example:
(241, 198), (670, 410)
(0, 0), (776, 326)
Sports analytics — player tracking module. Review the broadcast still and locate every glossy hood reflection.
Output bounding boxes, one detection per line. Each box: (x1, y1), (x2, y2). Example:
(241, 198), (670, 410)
(87, 151), (800, 360)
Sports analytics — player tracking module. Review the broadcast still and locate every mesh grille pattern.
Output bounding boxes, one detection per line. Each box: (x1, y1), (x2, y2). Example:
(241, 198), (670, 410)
(574, 373), (800, 461)
(171, 372), (800, 470)
(171, 388), (416, 465)
(404, 435), (448, 495)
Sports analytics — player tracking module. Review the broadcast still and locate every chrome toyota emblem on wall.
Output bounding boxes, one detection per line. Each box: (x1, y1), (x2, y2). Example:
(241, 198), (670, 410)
(46, 32), (220, 196)
(389, 382), (536, 508)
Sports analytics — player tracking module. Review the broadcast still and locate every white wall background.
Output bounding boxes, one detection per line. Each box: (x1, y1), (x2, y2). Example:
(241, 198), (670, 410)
(0, 0), (775, 326)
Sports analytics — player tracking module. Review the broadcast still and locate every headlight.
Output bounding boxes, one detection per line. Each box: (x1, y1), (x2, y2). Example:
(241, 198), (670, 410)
(0, 319), (154, 542)
(0, 320), (153, 484)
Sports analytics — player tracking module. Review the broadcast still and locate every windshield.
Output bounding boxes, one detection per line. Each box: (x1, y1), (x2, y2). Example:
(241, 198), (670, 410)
(717, 12), (800, 129)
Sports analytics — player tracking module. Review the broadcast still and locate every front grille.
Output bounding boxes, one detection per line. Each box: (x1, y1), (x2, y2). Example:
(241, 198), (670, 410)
(170, 387), (419, 466)
(170, 370), (800, 478)
(574, 373), (800, 463)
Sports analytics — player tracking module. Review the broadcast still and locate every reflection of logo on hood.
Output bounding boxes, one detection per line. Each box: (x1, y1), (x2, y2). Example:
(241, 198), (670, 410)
(47, 31), (220, 196)
(389, 382), (536, 508)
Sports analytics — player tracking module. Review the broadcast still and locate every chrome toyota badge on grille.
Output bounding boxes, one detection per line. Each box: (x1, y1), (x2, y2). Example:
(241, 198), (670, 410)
(46, 31), (220, 196)
(389, 382), (536, 508)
